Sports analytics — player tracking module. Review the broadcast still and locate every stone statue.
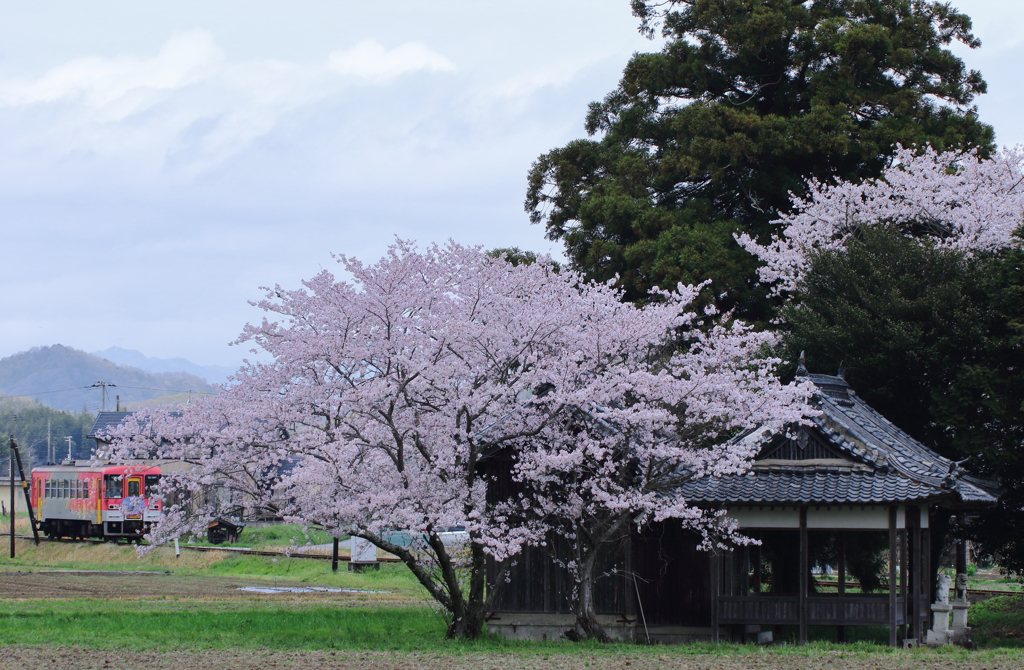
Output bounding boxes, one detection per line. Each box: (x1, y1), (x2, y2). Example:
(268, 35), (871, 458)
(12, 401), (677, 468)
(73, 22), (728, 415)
(955, 573), (968, 602)
(936, 574), (951, 604)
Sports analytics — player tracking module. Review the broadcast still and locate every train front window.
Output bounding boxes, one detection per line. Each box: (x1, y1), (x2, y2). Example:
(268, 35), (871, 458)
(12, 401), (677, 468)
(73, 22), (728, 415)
(104, 475), (123, 499)
(145, 474), (161, 494)
(127, 479), (141, 497)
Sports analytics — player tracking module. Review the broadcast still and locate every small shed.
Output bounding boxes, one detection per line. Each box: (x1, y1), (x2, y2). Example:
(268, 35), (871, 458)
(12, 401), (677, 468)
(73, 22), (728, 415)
(486, 365), (998, 645)
(207, 518), (245, 544)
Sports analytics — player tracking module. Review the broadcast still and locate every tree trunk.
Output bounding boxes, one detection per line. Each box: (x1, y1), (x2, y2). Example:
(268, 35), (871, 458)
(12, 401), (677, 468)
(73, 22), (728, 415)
(446, 607), (486, 639)
(444, 542), (490, 640)
(572, 552), (613, 642)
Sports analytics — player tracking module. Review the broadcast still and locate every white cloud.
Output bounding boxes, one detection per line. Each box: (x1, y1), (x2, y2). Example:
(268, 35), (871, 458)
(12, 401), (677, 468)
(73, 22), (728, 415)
(0, 31), (457, 176)
(327, 39), (456, 82)
(0, 29), (223, 112)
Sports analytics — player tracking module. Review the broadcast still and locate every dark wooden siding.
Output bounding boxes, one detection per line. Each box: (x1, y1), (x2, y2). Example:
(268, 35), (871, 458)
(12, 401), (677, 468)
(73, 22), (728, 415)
(489, 536), (629, 615)
(632, 523), (711, 626)
(483, 448), (710, 624)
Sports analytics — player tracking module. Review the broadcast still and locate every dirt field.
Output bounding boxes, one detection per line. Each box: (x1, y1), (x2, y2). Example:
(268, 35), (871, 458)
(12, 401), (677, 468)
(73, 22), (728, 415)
(0, 648), (1021, 670)
(0, 570), (419, 605)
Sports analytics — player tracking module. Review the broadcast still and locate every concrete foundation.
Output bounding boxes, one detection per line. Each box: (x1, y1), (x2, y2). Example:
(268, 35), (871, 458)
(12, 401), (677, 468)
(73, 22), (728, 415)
(487, 612), (713, 643)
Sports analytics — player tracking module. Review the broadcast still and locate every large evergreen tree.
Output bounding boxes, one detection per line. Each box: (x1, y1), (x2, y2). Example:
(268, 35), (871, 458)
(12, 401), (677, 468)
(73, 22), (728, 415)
(527, 0), (994, 316)
(784, 228), (1024, 572)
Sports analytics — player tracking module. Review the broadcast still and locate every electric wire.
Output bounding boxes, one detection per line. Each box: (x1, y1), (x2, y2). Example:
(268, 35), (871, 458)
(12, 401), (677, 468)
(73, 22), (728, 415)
(1, 385), (218, 402)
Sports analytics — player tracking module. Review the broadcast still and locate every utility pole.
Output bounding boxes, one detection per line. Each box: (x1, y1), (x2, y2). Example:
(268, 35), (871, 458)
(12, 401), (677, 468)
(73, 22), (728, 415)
(65, 436), (73, 462)
(90, 381), (117, 412)
(47, 420), (51, 465)
(9, 435), (14, 558)
(10, 436), (39, 546)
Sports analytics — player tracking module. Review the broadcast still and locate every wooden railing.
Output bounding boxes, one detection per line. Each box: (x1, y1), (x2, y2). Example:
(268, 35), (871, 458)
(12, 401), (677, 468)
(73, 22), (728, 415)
(718, 594), (928, 626)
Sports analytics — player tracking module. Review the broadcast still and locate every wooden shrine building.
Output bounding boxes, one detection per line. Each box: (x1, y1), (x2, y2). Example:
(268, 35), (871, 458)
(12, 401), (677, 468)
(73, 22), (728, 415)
(486, 365), (998, 645)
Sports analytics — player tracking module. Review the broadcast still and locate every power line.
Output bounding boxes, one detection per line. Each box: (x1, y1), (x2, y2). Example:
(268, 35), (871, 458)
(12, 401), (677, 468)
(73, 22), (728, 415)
(0, 386), (93, 400)
(114, 385), (218, 395)
(1, 385), (218, 403)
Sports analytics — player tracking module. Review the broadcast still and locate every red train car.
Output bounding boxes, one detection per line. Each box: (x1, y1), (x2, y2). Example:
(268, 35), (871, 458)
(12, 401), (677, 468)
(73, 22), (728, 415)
(31, 464), (163, 541)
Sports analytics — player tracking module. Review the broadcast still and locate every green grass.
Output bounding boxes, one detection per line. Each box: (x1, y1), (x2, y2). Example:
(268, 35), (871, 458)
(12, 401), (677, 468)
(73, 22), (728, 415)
(971, 595), (1024, 647)
(0, 603), (445, 651)
(182, 524), (344, 550)
(1, 602), (1024, 662)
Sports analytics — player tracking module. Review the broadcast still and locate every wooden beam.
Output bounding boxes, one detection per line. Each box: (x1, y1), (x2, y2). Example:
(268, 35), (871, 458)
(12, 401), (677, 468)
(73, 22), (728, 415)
(799, 507), (808, 645)
(889, 506), (898, 648)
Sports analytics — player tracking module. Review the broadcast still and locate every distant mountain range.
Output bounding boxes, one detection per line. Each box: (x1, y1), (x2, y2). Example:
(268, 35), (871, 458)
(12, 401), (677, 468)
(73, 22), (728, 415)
(92, 346), (236, 384)
(0, 345), (221, 413)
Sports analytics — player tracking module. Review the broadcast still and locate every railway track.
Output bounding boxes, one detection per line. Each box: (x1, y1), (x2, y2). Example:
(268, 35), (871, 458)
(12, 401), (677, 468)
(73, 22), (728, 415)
(11, 534), (400, 562)
(9, 534), (1021, 594)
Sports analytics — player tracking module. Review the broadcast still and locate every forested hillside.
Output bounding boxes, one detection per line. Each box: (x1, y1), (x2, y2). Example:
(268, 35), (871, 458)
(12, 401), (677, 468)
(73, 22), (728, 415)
(0, 397), (95, 470)
(0, 345), (217, 413)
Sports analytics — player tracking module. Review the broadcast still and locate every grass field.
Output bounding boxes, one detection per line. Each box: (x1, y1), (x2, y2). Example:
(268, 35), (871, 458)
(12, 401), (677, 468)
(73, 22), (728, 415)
(2, 533), (1024, 669)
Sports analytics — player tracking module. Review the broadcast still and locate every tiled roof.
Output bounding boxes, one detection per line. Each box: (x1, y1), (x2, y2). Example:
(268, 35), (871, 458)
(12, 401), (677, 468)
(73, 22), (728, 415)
(678, 470), (942, 505)
(86, 411), (134, 439)
(681, 370), (999, 507)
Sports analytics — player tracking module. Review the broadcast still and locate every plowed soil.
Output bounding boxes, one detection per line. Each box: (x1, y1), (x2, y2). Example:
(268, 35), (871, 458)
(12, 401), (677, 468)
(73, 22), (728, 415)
(0, 570), (414, 605)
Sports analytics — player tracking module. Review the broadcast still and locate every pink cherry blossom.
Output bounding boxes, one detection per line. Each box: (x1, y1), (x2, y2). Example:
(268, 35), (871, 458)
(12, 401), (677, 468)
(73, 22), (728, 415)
(109, 240), (813, 640)
(737, 145), (1024, 294)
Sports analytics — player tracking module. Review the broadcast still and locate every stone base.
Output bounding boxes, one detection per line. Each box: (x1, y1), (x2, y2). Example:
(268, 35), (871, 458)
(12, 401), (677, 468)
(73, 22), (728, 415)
(925, 603), (953, 647)
(487, 612), (712, 643)
(950, 626), (972, 647)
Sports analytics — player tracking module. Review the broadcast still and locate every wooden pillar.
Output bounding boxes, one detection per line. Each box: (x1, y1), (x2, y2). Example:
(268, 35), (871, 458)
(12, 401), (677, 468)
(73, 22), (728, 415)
(955, 512), (968, 576)
(752, 539), (762, 595)
(837, 531), (846, 643)
(799, 507), (808, 645)
(624, 534), (635, 619)
(911, 506), (923, 642)
(922, 506), (932, 607)
(723, 548), (735, 597)
(710, 553), (720, 642)
(741, 545), (751, 595)
(888, 506), (898, 648)
(900, 514), (908, 642)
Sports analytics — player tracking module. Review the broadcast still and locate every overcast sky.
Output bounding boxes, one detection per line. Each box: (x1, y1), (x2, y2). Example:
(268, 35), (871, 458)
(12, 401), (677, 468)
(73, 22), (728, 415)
(1, 1), (1021, 369)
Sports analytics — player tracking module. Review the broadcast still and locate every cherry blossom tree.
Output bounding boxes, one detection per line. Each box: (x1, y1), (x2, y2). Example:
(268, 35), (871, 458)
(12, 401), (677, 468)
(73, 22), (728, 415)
(109, 240), (811, 640)
(737, 145), (1024, 294)
(497, 315), (813, 641)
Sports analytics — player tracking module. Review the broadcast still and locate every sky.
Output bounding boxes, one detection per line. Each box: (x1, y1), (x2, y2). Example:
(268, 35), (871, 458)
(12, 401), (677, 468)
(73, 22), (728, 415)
(0, 1), (1021, 369)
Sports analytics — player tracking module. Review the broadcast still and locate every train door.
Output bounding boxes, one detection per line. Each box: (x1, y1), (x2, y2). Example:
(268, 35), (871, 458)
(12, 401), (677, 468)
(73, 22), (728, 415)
(124, 476), (144, 520)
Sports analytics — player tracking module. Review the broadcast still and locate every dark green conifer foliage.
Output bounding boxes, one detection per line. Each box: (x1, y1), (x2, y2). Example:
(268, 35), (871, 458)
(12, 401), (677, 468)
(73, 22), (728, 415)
(527, 0), (994, 317)
(784, 228), (1024, 572)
